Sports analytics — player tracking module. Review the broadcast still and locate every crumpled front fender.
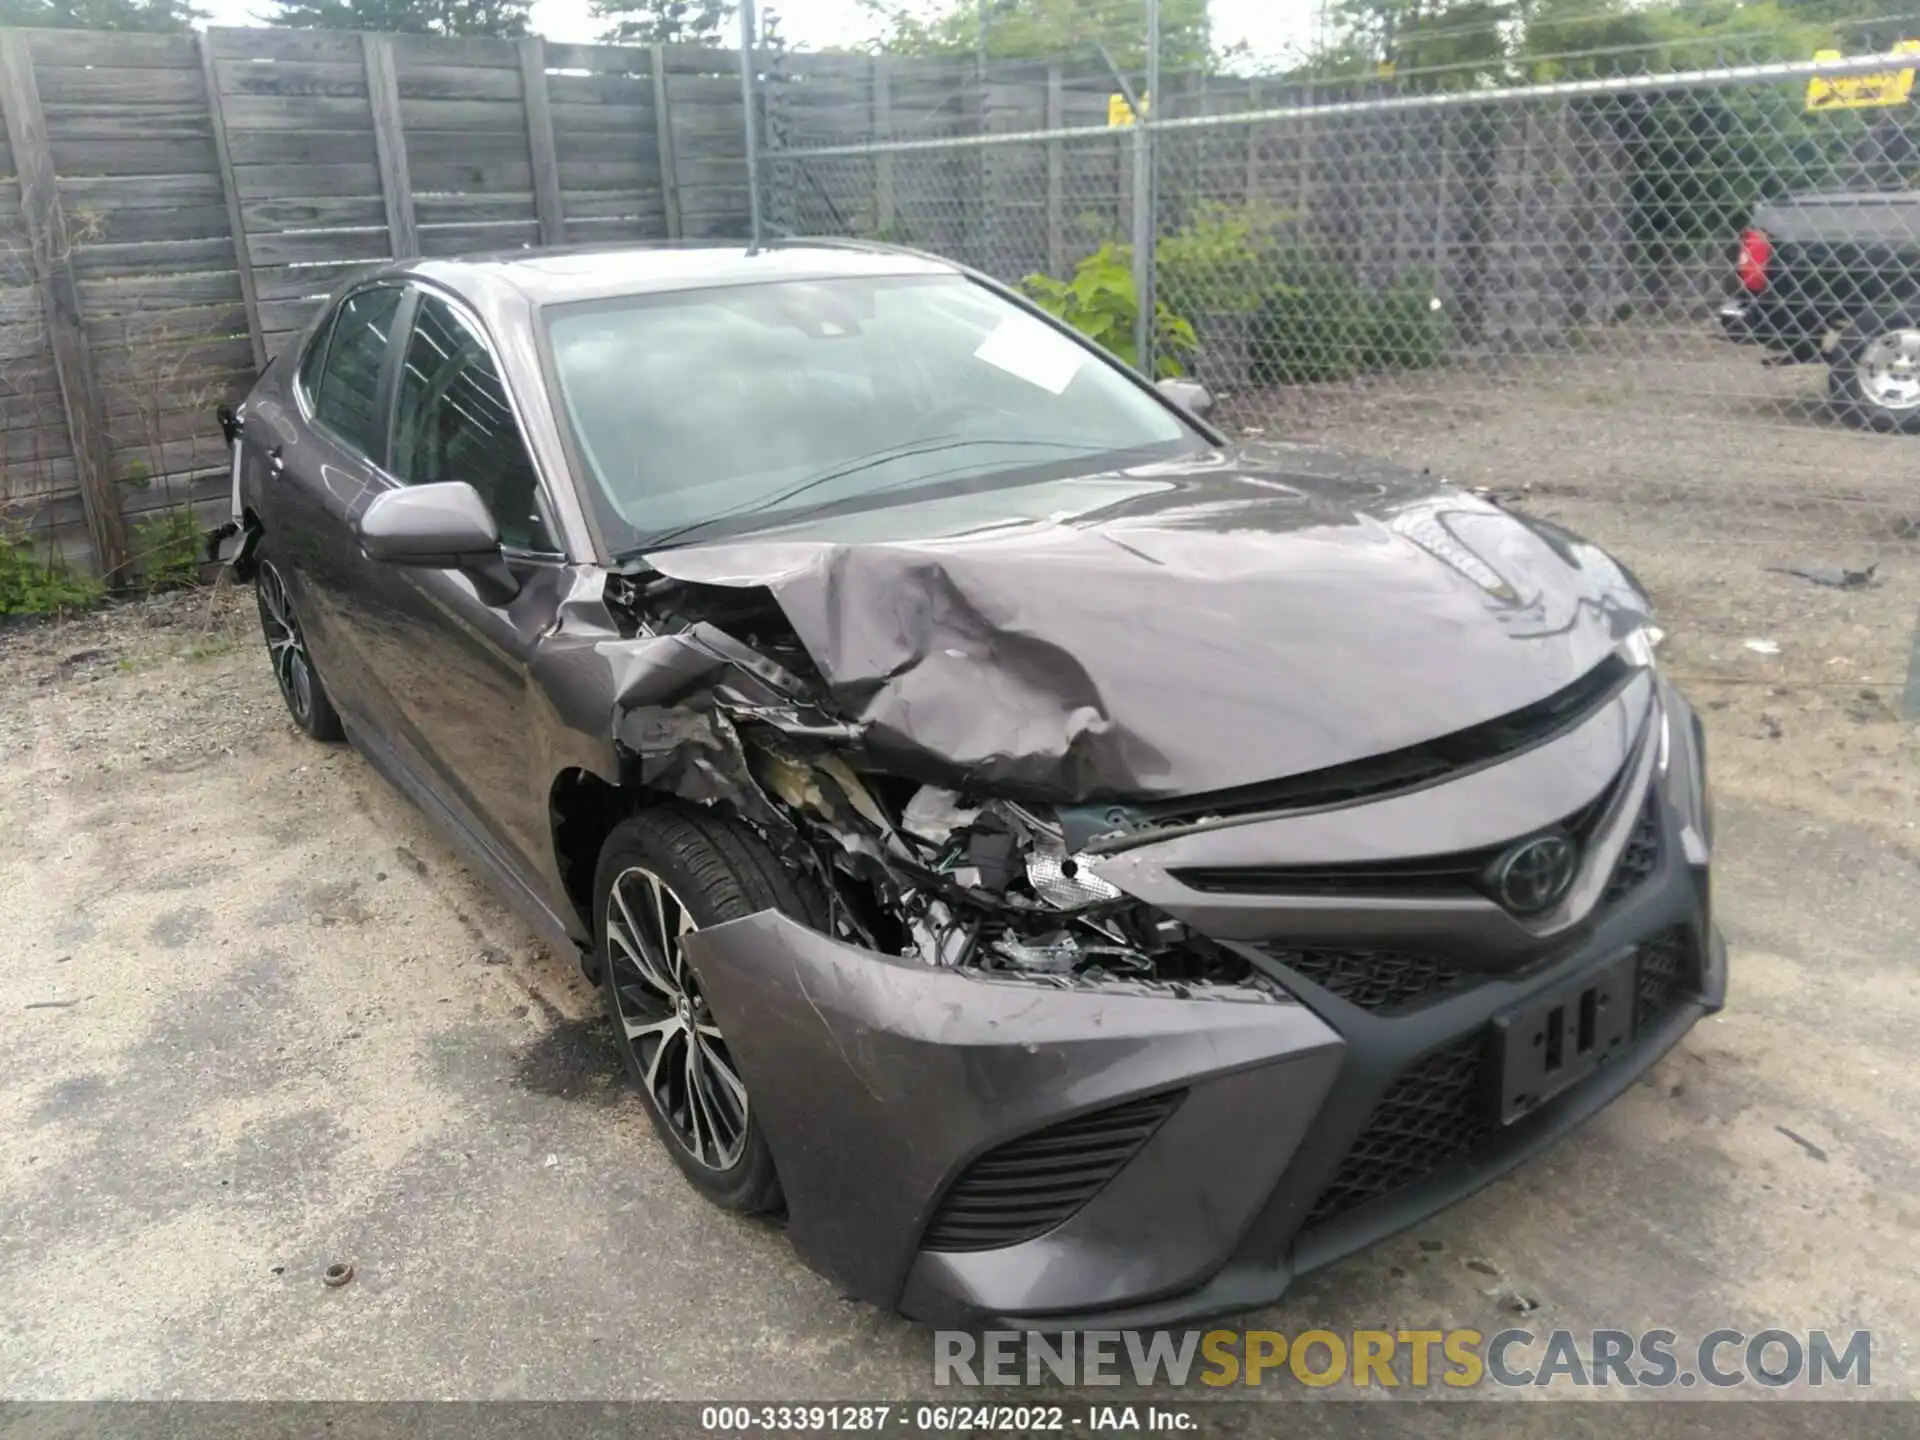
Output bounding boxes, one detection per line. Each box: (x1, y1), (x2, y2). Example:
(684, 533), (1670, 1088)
(680, 912), (1345, 1320)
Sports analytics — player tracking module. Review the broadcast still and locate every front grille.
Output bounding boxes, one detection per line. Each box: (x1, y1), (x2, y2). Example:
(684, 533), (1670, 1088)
(1634, 928), (1695, 1030)
(919, 1091), (1184, 1253)
(1302, 1035), (1492, 1228)
(1602, 790), (1663, 906)
(1261, 946), (1469, 1014)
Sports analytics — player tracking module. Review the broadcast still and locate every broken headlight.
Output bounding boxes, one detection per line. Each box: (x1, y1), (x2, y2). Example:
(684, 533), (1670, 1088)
(1024, 834), (1123, 910)
(1620, 624), (1665, 670)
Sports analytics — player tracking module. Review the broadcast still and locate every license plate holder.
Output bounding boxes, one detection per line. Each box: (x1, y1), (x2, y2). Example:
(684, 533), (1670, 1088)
(1491, 951), (1637, 1125)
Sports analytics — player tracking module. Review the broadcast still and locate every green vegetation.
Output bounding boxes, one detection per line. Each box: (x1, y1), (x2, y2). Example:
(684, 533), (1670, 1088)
(132, 508), (203, 596)
(0, 0), (201, 30)
(1021, 242), (1199, 378)
(181, 635), (239, 663)
(266, 0), (530, 37)
(1155, 201), (1297, 321)
(0, 526), (103, 618)
(590, 0), (731, 46)
(860, 0), (1217, 71)
(1022, 203), (1453, 386)
(1249, 267), (1450, 384)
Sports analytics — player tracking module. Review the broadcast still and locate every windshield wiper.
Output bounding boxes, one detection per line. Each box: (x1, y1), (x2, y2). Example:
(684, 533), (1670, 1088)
(640, 436), (1087, 550)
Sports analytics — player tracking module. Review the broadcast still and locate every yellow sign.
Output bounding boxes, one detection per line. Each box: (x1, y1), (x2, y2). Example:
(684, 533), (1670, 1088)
(1107, 91), (1148, 128)
(1806, 41), (1920, 112)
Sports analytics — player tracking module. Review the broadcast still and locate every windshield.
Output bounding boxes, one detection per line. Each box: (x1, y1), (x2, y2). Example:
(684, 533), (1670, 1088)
(541, 273), (1200, 553)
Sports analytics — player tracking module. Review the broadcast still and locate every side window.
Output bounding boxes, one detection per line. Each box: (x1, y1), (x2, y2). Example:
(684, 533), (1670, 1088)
(313, 286), (403, 458)
(391, 293), (553, 552)
(295, 311), (335, 406)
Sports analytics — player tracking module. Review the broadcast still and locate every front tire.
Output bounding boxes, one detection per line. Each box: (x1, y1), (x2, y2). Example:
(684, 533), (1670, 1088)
(1829, 311), (1920, 433)
(254, 554), (343, 742)
(593, 806), (826, 1214)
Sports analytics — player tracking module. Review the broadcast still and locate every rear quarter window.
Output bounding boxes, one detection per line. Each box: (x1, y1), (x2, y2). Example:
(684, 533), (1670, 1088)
(312, 286), (404, 458)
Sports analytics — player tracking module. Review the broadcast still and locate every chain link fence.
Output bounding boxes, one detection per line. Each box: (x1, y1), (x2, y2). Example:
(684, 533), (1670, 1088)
(762, 30), (1920, 704)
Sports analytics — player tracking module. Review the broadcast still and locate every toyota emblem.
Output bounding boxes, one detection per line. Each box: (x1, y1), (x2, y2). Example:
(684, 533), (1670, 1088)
(1490, 834), (1578, 914)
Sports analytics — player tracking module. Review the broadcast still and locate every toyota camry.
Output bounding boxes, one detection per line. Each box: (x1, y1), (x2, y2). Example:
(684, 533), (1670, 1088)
(213, 241), (1723, 1326)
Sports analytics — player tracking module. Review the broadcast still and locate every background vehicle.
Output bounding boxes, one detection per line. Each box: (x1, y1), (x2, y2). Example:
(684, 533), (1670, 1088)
(1719, 188), (1920, 430)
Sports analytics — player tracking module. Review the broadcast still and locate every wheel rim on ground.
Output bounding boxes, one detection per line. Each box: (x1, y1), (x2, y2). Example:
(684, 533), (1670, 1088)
(256, 561), (316, 727)
(1861, 328), (1920, 412)
(605, 865), (750, 1170)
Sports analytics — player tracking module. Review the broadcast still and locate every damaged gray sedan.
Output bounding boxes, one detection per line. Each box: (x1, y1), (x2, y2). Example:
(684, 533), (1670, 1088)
(216, 242), (1724, 1326)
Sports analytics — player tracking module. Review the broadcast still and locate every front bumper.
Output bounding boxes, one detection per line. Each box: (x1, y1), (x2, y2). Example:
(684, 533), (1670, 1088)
(1718, 298), (1760, 344)
(1718, 297), (1826, 357)
(681, 680), (1721, 1326)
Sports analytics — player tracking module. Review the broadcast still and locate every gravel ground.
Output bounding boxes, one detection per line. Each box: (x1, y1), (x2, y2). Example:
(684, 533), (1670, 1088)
(1, 354), (1917, 1406)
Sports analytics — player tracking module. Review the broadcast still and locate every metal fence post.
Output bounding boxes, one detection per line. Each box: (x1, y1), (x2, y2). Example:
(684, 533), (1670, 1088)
(1045, 64), (1064, 277)
(873, 55), (894, 231)
(650, 44), (682, 240)
(738, 0), (763, 248)
(519, 37), (565, 247)
(1131, 0), (1160, 375)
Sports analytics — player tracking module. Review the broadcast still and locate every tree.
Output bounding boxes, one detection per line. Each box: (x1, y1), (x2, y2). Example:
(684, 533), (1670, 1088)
(267, 0), (531, 37)
(0, 0), (200, 29)
(1517, 0), (1836, 76)
(592, 0), (734, 46)
(860, 0), (1217, 73)
(1292, 0), (1514, 89)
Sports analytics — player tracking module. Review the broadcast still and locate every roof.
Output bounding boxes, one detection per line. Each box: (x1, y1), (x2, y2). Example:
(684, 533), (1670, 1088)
(402, 241), (960, 309)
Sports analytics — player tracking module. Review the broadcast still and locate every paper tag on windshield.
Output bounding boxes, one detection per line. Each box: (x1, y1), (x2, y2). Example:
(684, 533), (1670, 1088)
(973, 314), (1085, 395)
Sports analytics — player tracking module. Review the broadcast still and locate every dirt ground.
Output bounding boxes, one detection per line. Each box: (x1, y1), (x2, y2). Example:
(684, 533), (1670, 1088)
(2, 347), (1918, 1404)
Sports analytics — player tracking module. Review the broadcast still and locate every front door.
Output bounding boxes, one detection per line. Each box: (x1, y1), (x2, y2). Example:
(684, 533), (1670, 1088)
(347, 286), (571, 882)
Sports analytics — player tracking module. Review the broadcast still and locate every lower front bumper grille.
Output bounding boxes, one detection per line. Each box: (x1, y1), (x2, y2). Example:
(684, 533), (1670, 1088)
(1633, 928), (1694, 1030)
(1301, 925), (1699, 1232)
(920, 1090), (1186, 1252)
(1303, 1033), (1489, 1226)
(1260, 946), (1467, 1014)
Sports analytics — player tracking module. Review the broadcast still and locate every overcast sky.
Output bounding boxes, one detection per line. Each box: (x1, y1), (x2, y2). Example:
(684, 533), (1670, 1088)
(201, 0), (1325, 69)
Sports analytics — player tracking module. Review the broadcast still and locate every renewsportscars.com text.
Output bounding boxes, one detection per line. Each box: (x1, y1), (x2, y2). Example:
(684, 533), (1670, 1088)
(934, 1328), (1872, 1390)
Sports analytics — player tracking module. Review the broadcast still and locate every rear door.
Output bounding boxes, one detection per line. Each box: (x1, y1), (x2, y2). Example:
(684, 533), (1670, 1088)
(265, 282), (408, 729)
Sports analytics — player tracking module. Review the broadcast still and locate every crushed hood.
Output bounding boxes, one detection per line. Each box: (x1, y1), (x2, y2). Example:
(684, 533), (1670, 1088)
(638, 443), (1651, 804)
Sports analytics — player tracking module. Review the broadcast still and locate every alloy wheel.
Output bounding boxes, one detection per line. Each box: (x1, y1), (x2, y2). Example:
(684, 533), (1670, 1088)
(256, 560), (317, 728)
(1861, 328), (1920, 412)
(605, 866), (750, 1171)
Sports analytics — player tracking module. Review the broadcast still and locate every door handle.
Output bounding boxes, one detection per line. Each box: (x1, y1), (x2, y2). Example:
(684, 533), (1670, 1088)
(268, 444), (285, 475)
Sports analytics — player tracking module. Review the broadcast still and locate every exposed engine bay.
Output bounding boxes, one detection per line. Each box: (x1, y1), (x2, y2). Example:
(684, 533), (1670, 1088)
(594, 474), (1647, 1003)
(603, 570), (1281, 1002)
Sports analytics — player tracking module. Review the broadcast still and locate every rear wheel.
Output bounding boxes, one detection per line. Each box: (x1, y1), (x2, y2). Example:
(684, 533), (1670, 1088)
(593, 806), (826, 1213)
(1829, 311), (1920, 433)
(254, 554), (343, 742)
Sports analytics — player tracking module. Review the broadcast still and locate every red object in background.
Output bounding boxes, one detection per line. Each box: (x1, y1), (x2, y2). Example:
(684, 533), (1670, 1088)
(1737, 228), (1773, 293)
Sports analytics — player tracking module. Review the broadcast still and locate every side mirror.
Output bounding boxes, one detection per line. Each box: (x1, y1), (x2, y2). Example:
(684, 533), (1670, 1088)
(357, 482), (518, 602)
(1156, 376), (1214, 417)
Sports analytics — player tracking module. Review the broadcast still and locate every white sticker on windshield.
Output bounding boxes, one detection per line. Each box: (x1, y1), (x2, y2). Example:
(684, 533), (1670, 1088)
(972, 313), (1086, 395)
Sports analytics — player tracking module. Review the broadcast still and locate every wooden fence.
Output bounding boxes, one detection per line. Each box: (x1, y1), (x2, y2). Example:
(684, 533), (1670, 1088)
(0, 24), (758, 578)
